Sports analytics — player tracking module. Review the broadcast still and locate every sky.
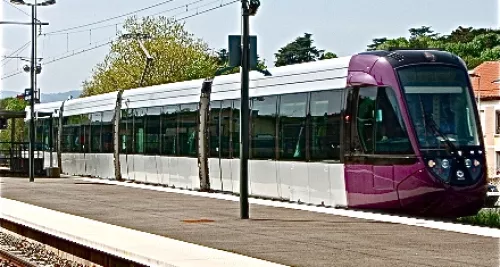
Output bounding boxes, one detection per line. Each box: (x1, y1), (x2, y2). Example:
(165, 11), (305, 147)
(1, 0), (499, 94)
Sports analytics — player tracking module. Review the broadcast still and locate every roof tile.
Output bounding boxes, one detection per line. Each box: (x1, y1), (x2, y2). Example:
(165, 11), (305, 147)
(470, 61), (500, 100)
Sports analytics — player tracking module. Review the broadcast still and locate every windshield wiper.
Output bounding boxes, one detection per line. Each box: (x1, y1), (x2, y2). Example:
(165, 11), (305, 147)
(423, 113), (458, 153)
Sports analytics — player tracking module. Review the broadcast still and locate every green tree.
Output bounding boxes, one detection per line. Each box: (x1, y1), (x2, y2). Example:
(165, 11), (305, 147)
(274, 33), (337, 67)
(367, 37), (388, 51)
(408, 26), (439, 40)
(82, 16), (219, 96)
(367, 26), (500, 69)
(0, 97), (27, 150)
(320, 51), (338, 60)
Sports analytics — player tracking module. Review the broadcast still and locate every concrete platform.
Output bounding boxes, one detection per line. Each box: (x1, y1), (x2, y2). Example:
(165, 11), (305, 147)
(0, 177), (498, 267)
(0, 198), (285, 267)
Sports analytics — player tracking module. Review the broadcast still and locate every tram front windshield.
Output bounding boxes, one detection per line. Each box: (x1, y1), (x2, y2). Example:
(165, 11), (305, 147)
(398, 65), (480, 150)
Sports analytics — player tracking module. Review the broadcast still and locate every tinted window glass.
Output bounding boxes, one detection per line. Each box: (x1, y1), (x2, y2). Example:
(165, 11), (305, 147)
(161, 105), (179, 156)
(134, 108), (146, 154)
(251, 96), (277, 159)
(209, 101), (221, 157)
(101, 111), (114, 153)
(310, 90), (343, 161)
(399, 65), (480, 149)
(221, 100), (232, 158)
(279, 93), (307, 160)
(357, 88), (377, 153)
(91, 112), (102, 153)
(179, 104), (198, 157)
(120, 109), (133, 154)
(374, 88), (412, 154)
(145, 107), (161, 155)
(62, 115), (82, 153)
(233, 100), (240, 158)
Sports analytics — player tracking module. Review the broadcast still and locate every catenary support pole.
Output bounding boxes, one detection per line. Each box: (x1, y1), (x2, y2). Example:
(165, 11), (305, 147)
(239, 0), (250, 219)
(28, 4), (36, 182)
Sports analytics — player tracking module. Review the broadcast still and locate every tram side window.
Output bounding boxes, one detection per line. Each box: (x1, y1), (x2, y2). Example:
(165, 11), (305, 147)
(357, 88), (377, 153)
(134, 108), (146, 154)
(101, 111), (114, 153)
(161, 105), (179, 156)
(82, 114), (91, 153)
(374, 87), (412, 154)
(233, 100), (241, 158)
(35, 119), (44, 150)
(251, 96), (277, 159)
(356, 87), (412, 154)
(35, 118), (48, 151)
(91, 112), (102, 153)
(209, 101), (232, 158)
(179, 104), (198, 157)
(145, 107), (161, 155)
(221, 100), (232, 158)
(119, 109), (134, 154)
(209, 101), (221, 158)
(310, 90), (343, 161)
(279, 93), (307, 160)
(52, 118), (58, 152)
(61, 117), (70, 152)
(62, 115), (82, 153)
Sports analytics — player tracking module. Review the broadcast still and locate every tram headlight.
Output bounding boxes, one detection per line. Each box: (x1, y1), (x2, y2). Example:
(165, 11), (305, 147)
(427, 158), (452, 183)
(474, 159), (480, 167)
(441, 159), (450, 168)
(465, 159), (472, 168)
(427, 160), (436, 168)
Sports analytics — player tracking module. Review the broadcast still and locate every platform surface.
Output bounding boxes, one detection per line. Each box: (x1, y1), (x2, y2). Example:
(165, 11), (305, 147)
(1, 177), (498, 267)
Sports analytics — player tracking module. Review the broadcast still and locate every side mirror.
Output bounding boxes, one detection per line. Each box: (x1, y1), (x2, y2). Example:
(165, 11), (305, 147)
(347, 72), (387, 87)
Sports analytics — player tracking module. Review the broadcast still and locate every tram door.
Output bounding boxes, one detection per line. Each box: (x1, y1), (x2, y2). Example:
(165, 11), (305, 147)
(343, 86), (398, 206)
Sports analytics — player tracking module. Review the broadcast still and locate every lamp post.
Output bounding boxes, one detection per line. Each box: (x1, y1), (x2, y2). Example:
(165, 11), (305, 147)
(239, 0), (260, 219)
(10, 0), (56, 182)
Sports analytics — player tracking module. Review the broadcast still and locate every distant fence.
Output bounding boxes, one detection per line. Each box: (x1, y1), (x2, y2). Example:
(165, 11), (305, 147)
(0, 141), (46, 175)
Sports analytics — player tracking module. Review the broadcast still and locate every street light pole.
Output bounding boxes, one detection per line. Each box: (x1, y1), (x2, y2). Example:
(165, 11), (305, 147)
(9, 0), (56, 182)
(240, 0), (250, 219)
(28, 4), (36, 181)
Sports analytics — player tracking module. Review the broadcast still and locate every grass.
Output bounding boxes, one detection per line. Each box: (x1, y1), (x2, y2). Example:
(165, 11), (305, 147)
(456, 208), (500, 228)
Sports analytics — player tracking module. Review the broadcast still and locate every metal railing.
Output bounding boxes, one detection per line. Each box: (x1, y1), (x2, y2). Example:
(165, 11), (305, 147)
(0, 141), (47, 175)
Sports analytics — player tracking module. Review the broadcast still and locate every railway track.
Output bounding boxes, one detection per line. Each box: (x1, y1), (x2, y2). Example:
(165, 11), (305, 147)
(0, 248), (38, 267)
(0, 230), (94, 267)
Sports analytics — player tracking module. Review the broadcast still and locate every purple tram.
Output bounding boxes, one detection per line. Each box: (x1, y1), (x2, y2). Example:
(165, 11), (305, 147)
(343, 50), (486, 217)
(30, 49), (486, 218)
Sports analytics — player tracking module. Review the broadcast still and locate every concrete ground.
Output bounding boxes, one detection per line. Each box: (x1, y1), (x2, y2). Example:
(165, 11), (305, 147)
(0, 177), (498, 267)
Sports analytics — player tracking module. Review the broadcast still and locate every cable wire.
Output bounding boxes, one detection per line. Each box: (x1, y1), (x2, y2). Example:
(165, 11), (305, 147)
(1, 41), (31, 68)
(2, 0), (238, 80)
(42, 0), (217, 36)
(43, 0), (179, 35)
(3, 0), (31, 18)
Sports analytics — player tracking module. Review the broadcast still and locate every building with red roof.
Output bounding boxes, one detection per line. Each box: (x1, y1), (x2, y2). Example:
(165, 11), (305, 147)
(469, 61), (500, 181)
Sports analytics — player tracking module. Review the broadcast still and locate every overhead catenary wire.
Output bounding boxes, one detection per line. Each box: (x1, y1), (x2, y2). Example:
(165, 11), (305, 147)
(42, 0), (214, 36)
(42, 0), (178, 35)
(1, 0), (238, 80)
(3, 0), (31, 18)
(1, 41), (31, 68)
(0, 40), (113, 80)
(39, 0), (236, 64)
(42, 1), (238, 64)
(1, 41), (31, 61)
